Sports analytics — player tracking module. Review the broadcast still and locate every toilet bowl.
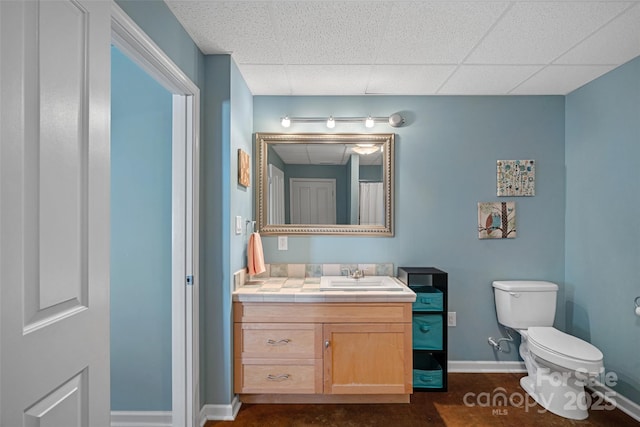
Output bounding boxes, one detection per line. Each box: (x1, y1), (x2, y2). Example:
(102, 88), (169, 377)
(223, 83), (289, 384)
(527, 327), (603, 375)
(492, 281), (604, 420)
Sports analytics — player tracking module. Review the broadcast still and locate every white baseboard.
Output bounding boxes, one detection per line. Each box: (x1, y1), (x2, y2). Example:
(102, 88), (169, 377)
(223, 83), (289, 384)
(110, 411), (172, 427)
(588, 381), (640, 422)
(448, 360), (527, 373)
(199, 395), (242, 425)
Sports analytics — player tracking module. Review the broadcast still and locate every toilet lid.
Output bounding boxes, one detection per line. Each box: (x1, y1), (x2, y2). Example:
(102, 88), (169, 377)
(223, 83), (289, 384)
(528, 327), (603, 362)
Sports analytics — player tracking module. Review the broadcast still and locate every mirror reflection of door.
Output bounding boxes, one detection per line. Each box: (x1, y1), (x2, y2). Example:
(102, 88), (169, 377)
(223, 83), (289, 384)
(290, 178), (337, 224)
(268, 164), (285, 224)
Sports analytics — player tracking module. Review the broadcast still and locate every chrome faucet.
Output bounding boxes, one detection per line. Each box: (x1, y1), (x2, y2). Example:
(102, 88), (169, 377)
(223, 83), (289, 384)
(341, 267), (365, 279)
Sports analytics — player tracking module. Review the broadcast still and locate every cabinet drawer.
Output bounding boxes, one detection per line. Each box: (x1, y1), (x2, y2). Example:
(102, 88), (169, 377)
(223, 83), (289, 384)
(412, 314), (443, 350)
(413, 354), (443, 389)
(235, 323), (322, 359)
(235, 360), (322, 394)
(411, 286), (443, 312)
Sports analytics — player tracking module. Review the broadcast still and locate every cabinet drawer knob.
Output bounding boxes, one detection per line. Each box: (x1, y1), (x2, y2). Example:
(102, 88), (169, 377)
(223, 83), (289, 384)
(267, 338), (292, 346)
(324, 340), (330, 348)
(266, 373), (291, 382)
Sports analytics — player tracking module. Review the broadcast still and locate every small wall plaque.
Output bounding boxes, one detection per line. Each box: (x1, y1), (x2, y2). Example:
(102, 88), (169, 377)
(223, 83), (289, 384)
(238, 149), (250, 187)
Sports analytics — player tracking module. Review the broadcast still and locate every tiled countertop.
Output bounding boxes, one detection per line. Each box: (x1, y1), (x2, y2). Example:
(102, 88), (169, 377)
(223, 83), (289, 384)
(232, 277), (416, 303)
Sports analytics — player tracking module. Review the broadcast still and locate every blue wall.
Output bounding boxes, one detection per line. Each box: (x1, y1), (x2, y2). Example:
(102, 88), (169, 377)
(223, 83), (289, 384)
(565, 56), (640, 405)
(202, 56), (254, 405)
(111, 46), (173, 410)
(254, 95), (567, 362)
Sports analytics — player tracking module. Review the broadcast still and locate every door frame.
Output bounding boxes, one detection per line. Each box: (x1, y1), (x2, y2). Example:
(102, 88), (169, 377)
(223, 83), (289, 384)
(111, 3), (200, 426)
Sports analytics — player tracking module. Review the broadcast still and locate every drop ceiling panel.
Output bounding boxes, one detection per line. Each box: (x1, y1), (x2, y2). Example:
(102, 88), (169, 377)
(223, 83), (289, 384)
(287, 65), (371, 95)
(439, 65), (542, 95)
(166, 1), (640, 96)
(466, 2), (632, 64)
(375, 1), (509, 64)
(367, 65), (456, 94)
(307, 144), (348, 165)
(271, 1), (389, 64)
(238, 65), (291, 95)
(166, 1), (282, 64)
(510, 65), (616, 95)
(554, 4), (640, 65)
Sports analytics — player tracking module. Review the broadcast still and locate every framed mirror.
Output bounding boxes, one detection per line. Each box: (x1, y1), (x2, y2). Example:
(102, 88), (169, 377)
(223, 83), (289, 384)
(255, 133), (394, 236)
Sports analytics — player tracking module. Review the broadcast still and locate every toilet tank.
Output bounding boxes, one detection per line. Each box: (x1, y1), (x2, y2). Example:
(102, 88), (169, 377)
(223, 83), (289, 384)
(492, 281), (558, 329)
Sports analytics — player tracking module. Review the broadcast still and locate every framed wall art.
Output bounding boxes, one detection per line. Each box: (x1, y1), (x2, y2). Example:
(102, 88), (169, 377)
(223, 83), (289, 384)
(497, 160), (535, 196)
(238, 149), (250, 187)
(478, 201), (516, 239)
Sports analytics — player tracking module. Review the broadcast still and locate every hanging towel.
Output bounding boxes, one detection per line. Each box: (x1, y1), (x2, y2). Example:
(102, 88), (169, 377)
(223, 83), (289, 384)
(247, 232), (266, 276)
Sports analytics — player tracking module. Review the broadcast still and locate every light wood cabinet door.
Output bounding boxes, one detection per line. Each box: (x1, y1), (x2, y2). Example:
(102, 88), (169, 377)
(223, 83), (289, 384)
(323, 323), (412, 394)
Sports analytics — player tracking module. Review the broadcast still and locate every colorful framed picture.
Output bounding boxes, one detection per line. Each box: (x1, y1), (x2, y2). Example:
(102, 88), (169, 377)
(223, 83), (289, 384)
(238, 149), (250, 187)
(497, 160), (535, 196)
(478, 202), (516, 239)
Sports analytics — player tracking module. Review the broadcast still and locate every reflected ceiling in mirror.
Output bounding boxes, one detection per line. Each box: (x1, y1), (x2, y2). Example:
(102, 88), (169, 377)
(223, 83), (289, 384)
(255, 133), (394, 236)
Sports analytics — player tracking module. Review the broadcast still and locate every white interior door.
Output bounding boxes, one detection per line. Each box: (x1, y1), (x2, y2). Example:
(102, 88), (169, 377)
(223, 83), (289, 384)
(1, 1), (111, 426)
(268, 164), (285, 224)
(290, 178), (336, 224)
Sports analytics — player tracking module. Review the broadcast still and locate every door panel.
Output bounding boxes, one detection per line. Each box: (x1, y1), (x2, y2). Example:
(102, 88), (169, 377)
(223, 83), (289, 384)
(24, 370), (87, 427)
(1, 1), (111, 425)
(24, 0), (89, 332)
(290, 178), (336, 224)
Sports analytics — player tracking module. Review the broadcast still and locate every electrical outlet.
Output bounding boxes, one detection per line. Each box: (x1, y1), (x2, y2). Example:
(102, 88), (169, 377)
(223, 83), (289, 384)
(277, 236), (288, 250)
(448, 312), (457, 327)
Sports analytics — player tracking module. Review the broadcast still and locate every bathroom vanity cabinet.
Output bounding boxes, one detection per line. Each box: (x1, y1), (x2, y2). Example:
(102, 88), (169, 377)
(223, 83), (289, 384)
(233, 301), (413, 403)
(397, 267), (448, 391)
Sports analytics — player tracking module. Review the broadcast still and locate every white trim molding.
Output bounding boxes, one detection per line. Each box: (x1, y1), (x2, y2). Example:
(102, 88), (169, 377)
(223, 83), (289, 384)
(111, 411), (172, 427)
(588, 381), (640, 422)
(199, 396), (242, 426)
(448, 360), (527, 373)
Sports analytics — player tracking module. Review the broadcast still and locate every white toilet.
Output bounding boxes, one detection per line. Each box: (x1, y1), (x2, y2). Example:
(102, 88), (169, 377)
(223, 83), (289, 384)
(492, 280), (604, 420)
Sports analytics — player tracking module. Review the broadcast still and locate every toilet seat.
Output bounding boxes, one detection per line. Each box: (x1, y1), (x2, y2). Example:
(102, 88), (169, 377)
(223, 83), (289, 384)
(527, 327), (603, 374)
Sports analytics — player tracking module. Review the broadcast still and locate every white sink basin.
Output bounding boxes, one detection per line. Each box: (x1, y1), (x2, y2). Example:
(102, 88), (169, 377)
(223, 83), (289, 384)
(320, 276), (405, 291)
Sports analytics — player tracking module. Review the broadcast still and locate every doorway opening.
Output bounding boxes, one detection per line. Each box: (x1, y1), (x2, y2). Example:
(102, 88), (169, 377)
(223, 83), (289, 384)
(111, 5), (200, 426)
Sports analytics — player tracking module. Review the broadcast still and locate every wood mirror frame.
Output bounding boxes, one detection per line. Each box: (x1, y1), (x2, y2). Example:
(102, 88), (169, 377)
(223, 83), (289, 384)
(255, 133), (395, 236)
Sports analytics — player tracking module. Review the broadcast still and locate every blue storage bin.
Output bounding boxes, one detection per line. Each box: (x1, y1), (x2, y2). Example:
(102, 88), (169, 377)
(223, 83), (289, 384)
(413, 314), (443, 350)
(413, 355), (443, 388)
(412, 286), (443, 312)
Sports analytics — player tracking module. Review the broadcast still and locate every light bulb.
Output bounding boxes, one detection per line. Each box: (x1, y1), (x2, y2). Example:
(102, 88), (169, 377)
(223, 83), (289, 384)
(365, 116), (374, 128)
(281, 116), (291, 128)
(326, 116), (335, 129)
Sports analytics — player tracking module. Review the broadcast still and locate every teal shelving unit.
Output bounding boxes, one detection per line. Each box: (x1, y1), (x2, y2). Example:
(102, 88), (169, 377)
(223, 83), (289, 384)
(397, 267), (448, 392)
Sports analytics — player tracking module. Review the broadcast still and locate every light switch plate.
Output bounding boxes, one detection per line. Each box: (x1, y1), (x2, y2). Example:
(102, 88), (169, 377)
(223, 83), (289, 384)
(448, 312), (457, 327)
(277, 236), (288, 250)
(235, 216), (242, 235)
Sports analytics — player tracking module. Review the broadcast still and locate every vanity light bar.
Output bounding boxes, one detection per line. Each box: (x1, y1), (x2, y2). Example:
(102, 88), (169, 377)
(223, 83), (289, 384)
(280, 113), (404, 128)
